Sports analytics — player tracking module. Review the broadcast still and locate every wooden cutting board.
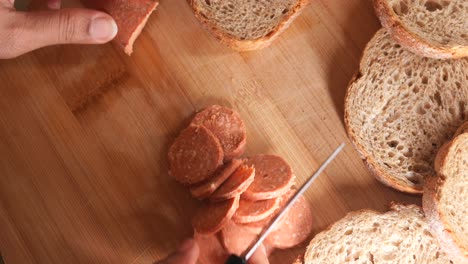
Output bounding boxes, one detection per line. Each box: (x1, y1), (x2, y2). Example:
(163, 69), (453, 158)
(0, 0), (421, 263)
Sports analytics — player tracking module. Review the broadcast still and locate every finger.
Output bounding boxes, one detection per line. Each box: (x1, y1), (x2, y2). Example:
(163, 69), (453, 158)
(158, 239), (199, 264)
(9, 8), (117, 53)
(47, 0), (60, 10)
(1, 0), (14, 8)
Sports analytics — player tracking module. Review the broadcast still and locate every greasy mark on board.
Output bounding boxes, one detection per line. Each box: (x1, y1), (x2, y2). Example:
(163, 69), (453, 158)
(71, 69), (130, 114)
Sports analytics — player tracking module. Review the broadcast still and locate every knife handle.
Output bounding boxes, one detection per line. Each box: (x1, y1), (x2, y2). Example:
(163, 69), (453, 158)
(225, 254), (246, 264)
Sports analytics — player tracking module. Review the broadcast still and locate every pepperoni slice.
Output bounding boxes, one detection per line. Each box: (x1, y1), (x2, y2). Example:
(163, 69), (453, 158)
(211, 165), (255, 201)
(195, 232), (229, 264)
(192, 196), (240, 234)
(243, 155), (295, 200)
(221, 220), (258, 256)
(168, 125), (223, 185)
(190, 159), (244, 199)
(191, 105), (247, 161)
(242, 190), (295, 233)
(248, 243), (270, 264)
(233, 197), (280, 224)
(81, 0), (158, 55)
(265, 193), (313, 249)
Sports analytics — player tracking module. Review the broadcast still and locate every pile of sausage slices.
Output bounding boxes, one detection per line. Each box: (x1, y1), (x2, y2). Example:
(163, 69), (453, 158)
(168, 105), (313, 263)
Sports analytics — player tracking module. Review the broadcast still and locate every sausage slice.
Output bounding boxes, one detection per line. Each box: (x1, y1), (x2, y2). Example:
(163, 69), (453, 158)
(191, 105), (246, 161)
(211, 165), (255, 201)
(168, 125), (223, 185)
(192, 196), (239, 234)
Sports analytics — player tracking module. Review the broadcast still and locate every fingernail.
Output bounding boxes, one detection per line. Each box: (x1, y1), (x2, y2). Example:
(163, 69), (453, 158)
(177, 239), (195, 253)
(89, 16), (118, 41)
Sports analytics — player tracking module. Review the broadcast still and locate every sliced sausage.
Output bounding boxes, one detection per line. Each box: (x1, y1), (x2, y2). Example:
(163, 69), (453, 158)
(192, 196), (239, 234)
(248, 243), (270, 264)
(233, 197), (280, 224)
(168, 125), (223, 185)
(242, 190), (295, 233)
(191, 105), (246, 161)
(190, 159), (244, 199)
(221, 221), (271, 264)
(211, 165), (255, 201)
(243, 155), (295, 200)
(265, 192), (313, 249)
(81, 0), (159, 55)
(221, 220), (258, 256)
(195, 232), (229, 264)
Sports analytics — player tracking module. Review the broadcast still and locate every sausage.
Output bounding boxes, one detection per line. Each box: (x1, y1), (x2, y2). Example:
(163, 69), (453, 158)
(195, 232), (229, 264)
(168, 125), (224, 185)
(233, 197), (280, 224)
(243, 155), (295, 200)
(248, 243), (270, 264)
(190, 159), (244, 199)
(221, 221), (271, 264)
(211, 165), (255, 201)
(242, 190), (295, 233)
(191, 105), (247, 161)
(265, 192), (313, 249)
(81, 0), (159, 55)
(192, 196), (240, 234)
(221, 220), (258, 256)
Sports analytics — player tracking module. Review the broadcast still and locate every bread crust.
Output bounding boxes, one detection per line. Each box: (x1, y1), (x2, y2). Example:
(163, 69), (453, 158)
(454, 121), (468, 137)
(423, 134), (468, 263)
(344, 33), (423, 194)
(304, 203), (426, 262)
(187, 0), (310, 51)
(373, 0), (468, 59)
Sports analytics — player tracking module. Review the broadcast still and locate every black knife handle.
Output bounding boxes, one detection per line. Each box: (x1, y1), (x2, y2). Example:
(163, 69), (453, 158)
(225, 254), (246, 264)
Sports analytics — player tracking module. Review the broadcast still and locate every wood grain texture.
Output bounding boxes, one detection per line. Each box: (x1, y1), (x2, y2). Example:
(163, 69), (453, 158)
(0, 0), (421, 263)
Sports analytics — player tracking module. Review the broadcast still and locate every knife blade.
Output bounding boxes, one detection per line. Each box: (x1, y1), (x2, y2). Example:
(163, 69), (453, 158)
(225, 143), (345, 264)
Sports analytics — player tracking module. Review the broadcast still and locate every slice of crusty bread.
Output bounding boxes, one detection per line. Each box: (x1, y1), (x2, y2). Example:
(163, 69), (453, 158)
(187, 0), (309, 51)
(345, 29), (468, 194)
(454, 121), (468, 137)
(303, 203), (453, 264)
(374, 0), (468, 59)
(423, 133), (468, 263)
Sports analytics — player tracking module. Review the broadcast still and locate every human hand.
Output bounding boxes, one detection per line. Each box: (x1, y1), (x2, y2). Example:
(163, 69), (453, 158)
(156, 239), (199, 264)
(0, 0), (117, 59)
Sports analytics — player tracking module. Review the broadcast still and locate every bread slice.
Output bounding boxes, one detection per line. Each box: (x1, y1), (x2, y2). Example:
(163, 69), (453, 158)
(454, 121), (468, 137)
(187, 0), (309, 51)
(374, 0), (468, 59)
(345, 29), (468, 194)
(423, 133), (468, 263)
(303, 203), (453, 263)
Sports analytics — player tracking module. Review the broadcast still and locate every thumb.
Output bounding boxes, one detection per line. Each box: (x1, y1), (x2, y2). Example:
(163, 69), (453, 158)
(158, 239), (199, 264)
(10, 8), (117, 51)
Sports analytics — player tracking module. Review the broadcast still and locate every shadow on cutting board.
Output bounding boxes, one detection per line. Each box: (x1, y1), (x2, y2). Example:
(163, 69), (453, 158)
(325, 1), (381, 126)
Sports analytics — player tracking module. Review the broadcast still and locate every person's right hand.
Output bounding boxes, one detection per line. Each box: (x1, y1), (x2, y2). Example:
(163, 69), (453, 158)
(157, 239), (199, 264)
(0, 0), (118, 59)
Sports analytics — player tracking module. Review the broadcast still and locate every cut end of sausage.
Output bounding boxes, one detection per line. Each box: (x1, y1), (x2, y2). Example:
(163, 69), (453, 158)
(190, 159), (244, 200)
(191, 105), (247, 161)
(168, 125), (224, 185)
(233, 197), (280, 224)
(192, 196), (240, 234)
(243, 155), (295, 200)
(211, 165), (255, 201)
(265, 192), (313, 249)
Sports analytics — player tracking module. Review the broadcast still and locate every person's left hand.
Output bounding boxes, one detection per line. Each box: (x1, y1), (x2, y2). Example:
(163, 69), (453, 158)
(157, 239), (199, 264)
(0, 0), (117, 59)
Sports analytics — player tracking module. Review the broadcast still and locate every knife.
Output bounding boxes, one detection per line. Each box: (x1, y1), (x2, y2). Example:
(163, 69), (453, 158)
(225, 143), (345, 264)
